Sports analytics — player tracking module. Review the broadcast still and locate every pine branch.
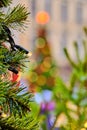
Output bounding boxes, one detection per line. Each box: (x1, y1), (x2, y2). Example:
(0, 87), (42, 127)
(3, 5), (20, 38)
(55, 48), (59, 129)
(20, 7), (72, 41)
(0, 114), (39, 130)
(0, 1), (39, 129)
(0, 23), (9, 43)
(4, 4), (30, 29)
(64, 48), (78, 69)
(54, 77), (71, 100)
(0, 79), (32, 116)
(83, 40), (87, 61)
(0, 12), (4, 22)
(0, 45), (29, 74)
(83, 27), (87, 36)
(0, 0), (12, 7)
(74, 41), (81, 63)
(4, 50), (29, 70)
(7, 87), (32, 116)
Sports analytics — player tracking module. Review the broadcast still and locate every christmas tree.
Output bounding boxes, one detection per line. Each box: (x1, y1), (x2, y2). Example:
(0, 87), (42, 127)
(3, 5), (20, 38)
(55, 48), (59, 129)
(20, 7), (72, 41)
(52, 28), (87, 130)
(26, 26), (57, 129)
(27, 27), (57, 93)
(0, 0), (39, 129)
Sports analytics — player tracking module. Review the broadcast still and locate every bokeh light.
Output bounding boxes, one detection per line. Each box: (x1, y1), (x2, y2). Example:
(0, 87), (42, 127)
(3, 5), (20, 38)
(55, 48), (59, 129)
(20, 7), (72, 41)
(84, 122), (87, 128)
(36, 11), (50, 24)
(36, 37), (46, 48)
(81, 128), (86, 130)
(28, 72), (38, 82)
(36, 75), (46, 86)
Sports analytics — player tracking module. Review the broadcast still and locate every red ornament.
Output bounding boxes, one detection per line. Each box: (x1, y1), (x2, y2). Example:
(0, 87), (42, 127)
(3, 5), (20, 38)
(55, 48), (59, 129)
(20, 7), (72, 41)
(11, 73), (20, 86)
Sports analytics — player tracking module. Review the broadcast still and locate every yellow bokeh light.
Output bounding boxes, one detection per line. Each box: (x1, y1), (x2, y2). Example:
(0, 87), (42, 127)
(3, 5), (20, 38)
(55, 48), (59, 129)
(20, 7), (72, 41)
(36, 37), (46, 48)
(55, 113), (68, 127)
(80, 128), (86, 130)
(29, 72), (38, 82)
(43, 57), (51, 68)
(40, 63), (49, 72)
(66, 101), (77, 111)
(36, 75), (46, 86)
(42, 46), (50, 55)
(2, 113), (7, 118)
(84, 122), (87, 128)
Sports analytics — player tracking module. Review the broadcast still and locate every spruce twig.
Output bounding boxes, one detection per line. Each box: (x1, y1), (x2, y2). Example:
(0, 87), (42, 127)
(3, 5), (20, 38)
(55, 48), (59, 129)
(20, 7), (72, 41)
(4, 4), (30, 29)
(0, 0), (12, 7)
(64, 48), (78, 69)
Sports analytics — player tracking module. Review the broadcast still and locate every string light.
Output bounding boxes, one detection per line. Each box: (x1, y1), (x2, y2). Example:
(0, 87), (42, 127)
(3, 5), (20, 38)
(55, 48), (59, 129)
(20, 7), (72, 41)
(28, 51), (32, 57)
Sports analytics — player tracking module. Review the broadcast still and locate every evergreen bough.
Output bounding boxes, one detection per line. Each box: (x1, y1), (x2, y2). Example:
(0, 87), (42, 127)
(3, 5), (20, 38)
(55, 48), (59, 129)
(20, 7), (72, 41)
(0, 0), (39, 129)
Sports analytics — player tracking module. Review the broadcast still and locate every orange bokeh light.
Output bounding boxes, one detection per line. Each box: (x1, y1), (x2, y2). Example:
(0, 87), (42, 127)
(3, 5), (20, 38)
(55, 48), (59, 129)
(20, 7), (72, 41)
(36, 11), (50, 24)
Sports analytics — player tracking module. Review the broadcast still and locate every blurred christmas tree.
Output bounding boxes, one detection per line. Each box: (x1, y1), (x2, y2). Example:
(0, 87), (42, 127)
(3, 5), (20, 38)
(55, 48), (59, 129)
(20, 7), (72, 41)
(26, 26), (58, 130)
(27, 27), (57, 93)
(52, 27), (87, 130)
(0, 0), (39, 129)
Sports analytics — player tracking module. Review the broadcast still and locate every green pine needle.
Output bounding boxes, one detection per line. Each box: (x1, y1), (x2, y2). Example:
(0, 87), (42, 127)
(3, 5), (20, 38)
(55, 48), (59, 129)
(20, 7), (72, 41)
(0, 45), (29, 74)
(4, 4), (30, 29)
(0, 79), (32, 116)
(83, 27), (87, 36)
(0, 0), (12, 7)
(0, 1), (39, 129)
(74, 41), (81, 63)
(64, 48), (78, 69)
(0, 114), (39, 130)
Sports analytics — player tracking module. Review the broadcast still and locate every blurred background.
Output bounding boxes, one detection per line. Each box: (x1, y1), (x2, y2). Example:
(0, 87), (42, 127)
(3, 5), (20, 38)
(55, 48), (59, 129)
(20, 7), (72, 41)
(12, 0), (87, 130)
(13, 0), (87, 79)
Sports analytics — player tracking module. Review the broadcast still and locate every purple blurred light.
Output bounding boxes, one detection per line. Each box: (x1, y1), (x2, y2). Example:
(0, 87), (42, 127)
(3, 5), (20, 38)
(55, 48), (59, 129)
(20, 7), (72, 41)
(40, 101), (55, 113)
